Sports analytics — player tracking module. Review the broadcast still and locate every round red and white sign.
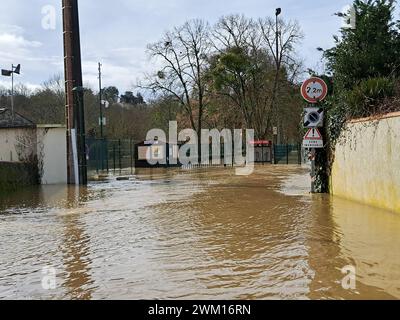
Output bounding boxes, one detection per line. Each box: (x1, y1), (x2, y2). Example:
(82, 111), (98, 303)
(301, 77), (328, 103)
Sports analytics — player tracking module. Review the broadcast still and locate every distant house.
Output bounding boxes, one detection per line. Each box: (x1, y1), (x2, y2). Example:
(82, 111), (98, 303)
(0, 108), (67, 185)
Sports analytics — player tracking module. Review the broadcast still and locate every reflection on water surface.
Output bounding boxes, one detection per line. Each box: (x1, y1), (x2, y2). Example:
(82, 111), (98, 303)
(0, 166), (399, 299)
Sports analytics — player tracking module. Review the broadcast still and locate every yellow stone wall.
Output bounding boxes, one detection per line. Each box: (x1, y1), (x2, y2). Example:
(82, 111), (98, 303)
(331, 112), (400, 213)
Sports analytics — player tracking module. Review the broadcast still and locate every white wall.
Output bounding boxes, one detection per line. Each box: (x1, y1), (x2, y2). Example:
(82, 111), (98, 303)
(331, 112), (400, 213)
(0, 126), (67, 185)
(37, 126), (67, 185)
(0, 128), (36, 162)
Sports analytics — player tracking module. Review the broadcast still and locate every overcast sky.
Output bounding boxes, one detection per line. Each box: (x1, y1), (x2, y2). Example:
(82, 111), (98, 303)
(0, 0), (359, 94)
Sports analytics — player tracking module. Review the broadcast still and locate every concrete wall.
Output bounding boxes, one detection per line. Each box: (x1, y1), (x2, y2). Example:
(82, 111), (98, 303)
(0, 125), (67, 186)
(37, 126), (67, 185)
(331, 112), (400, 213)
(0, 128), (37, 162)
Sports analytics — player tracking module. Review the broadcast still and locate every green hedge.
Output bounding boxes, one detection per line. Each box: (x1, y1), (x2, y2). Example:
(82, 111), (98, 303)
(0, 162), (39, 194)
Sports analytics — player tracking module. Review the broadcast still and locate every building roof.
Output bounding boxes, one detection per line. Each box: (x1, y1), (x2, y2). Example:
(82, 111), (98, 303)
(0, 108), (36, 129)
(37, 124), (66, 129)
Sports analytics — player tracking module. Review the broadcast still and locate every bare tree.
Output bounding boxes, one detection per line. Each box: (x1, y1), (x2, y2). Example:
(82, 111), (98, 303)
(259, 17), (303, 137)
(143, 19), (211, 142)
(211, 15), (280, 138)
(43, 73), (65, 96)
(140, 14), (303, 143)
(211, 15), (256, 129)
(213, 14), (253, 50)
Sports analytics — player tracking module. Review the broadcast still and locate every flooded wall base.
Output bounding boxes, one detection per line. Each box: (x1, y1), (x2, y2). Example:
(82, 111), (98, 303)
(331, 112), (400, 213)
(0, 162), (39, 194)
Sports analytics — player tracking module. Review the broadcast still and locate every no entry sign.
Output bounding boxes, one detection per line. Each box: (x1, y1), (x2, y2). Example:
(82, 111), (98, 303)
(301, 77), (328, 103)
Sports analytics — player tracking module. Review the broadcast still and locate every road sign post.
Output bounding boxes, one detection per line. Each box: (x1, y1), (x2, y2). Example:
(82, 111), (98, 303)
(301, 77), (328, 194)
(273, 127), (278, 164)
(310, 149), (316, 193)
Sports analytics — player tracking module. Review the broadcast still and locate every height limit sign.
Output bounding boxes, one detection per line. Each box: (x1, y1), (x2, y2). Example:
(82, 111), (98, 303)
(301, 77), (328, 104)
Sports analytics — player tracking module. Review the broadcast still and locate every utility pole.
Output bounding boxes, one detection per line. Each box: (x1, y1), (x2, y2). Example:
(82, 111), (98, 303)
(310, 148), (316, 193)
(11, 65), (14, 121)
(62, 0), (87, 185)
(98, 62), (105, 171)
(98, 62), (103, 139)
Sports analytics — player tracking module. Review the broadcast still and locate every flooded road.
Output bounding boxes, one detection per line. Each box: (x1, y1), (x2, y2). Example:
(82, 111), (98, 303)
(0, 165), (399, 300)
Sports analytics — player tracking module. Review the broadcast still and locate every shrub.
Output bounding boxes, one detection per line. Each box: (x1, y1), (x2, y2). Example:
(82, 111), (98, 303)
(346, 77), (394, 116)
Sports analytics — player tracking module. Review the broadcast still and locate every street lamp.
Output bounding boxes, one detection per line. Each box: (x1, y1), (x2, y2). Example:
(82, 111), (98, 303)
(98, 62), (104, 139)
(1, 64), (21, 122)
(273, 9), (281, 163)
(275, 8), (281, 62)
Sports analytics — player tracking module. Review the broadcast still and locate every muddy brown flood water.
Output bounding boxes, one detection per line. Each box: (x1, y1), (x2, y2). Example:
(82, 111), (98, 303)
(0, 165), (399, 300)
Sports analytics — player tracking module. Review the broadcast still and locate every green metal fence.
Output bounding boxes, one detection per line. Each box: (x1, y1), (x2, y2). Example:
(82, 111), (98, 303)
(86, 138), (135, 174)
(86, 139), (303, 175)
(273, 144), (302, 165)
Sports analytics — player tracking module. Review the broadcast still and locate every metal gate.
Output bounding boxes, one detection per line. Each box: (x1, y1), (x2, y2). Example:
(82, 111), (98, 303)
(86, 138), (135, 174)
(273, 144), (302, 165)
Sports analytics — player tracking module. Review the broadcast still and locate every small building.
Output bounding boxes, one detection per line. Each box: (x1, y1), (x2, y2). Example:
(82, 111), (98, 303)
(251, 140), (272, 163)
(0, 108), (67, 185)
(135, 140), (180, 168)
